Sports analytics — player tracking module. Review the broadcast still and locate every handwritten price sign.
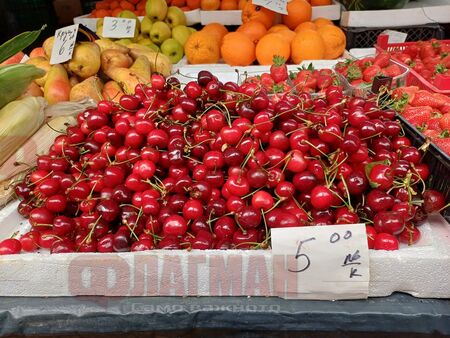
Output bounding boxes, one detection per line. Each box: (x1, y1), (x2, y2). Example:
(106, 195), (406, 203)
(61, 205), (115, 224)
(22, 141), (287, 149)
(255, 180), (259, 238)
(103, 17), (136, 38)
(50, 24), (79, 65)
(272, 224), (369, 300)
(253, 0), (288, 14)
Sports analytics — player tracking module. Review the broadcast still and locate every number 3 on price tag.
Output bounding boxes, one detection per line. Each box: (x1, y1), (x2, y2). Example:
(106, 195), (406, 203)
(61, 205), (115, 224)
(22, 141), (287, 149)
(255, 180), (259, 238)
(50, 24), (79, 65)
(271, 224), (369, 300)
(103, 17), (136, 38)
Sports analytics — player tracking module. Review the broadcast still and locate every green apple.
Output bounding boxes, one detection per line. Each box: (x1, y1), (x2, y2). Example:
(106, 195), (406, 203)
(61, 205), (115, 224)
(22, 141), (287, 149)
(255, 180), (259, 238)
(146, 0), (168, 22)
(141, 16), (153, 39)
(165, 6), (187, 29)
(150, 21), (171, 45)
(171, 25), (192, 47)
(117, 10), (140, 37)
(160, 38), (184, 64)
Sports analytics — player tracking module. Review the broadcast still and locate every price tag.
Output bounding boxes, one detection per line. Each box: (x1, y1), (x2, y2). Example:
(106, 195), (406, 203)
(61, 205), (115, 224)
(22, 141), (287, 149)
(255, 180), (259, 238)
(271, 224), (369, 300)
(382, 30), (408, 44)
(102, 17), (136, 39)
(252, 0), (288, 14)
(50, 24), (79, 65)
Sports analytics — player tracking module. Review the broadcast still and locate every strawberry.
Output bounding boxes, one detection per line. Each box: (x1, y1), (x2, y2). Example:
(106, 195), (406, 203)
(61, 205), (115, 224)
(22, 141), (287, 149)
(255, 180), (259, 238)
(439, 113), (450, 130)
(260, 73), (274, 90)
(362, 65), (381, 82)
(295, 70), (317, 90)
(392, 86), (419, 103)
(411, 90), (447, 109)
(432, 137), (450, 156)
(347, 64), (362, 81)
(350, 79), (365, 87)
(402, 106), (433, 127)
(316, 73), (333, 89)
(422, 129), (441, 139)
(427, 117), (442, 131)
(357, 57), (375, 69)
(383, 64), (403, 77)
(373, 52), (390, 68)
(270, 55), (288, 83)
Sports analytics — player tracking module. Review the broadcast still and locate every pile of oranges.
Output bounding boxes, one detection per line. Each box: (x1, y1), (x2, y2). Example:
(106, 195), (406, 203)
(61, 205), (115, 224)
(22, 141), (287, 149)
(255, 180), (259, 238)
(184, 0), (345, 65)
(89, 0), (146, 17)
(183, 0), (332, 11)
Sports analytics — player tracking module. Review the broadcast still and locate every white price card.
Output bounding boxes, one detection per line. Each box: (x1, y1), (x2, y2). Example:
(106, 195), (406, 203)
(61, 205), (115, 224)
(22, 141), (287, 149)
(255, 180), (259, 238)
(271, 224), (369, 300)
(102, 17), (137, 38)
(252, 0), (288, 14)
(382, 30), (408, 44)
(50, 24), (79, 65)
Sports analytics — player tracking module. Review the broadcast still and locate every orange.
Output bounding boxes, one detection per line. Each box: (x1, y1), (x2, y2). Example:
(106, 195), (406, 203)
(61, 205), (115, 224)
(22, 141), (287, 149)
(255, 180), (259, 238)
(295, 21), (317, 32)
(187, 0), (201, 9)
(256, 33), (290, 65)
(291, 29), (325, 63)
(181, 6), (191, 10)
(241, 3), (275, 30)
(313, 17), (334, 28)
(311, 0), (331, 5)
(96, 9), (111, 17)
(111, 7), (123, 16)
(317, 25), (346, 59)
(220, 0), (238, 10)
(202, 23), (228, 45)
(238, 0), (248, 9)
(96, 1), (109, 10)
(172, 0), (187, 6)
(110, 0), (120, 8)
(201, 0), (220, 10)
(185, 31), (221, 64)
(120, 0), (135, 10)
(276, 29), (296, 43)
(267, 24), (289, 33)
(236, 20), (267, 44)
(221, 32), (255, 66)
(282, 0), (312, 30)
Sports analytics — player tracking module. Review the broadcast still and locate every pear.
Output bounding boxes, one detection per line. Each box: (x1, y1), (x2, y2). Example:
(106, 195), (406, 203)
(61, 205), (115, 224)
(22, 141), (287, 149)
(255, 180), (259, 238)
(68, 42), (101, 79)
(117, 10), (141, 36)
(171, 25), (192, 47)
(44, 64), (70, 104)
(150, 21), (171, 45)
(29, 47), (46, 58)
(42, 36), (55, 59)
(146, 0), (168, 21)
(116, 38), (134, 46)
(165, 6), (187, 28)
(129, 48), (172, 77)
(102, 81), (124, 103)
(141, 16), (153, 39)
(101, 49), (133, 72)
(96, 18), (104, 38)
(70, 76), (104, 102)
(69, 76), (80, 87)
(25, 56), (51, 86)
(188, 27), (197, 34)
(104, 56), (151, 94)
(95, 39), (130, 54)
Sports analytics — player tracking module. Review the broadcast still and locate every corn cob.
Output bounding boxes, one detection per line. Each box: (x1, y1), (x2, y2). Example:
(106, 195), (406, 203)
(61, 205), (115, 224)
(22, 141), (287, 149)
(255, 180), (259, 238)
(0, 96), (46, 166)
(0, 115), (77, 182)
(0, 64), (45, 108)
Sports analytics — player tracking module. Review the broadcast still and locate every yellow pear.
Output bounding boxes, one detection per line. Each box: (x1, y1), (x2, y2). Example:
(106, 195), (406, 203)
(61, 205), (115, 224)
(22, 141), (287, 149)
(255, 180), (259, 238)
(25, 56), (51, 86)
(129, 48), (172, 77)
(141, 16), (153, 39)
(101, 49), (133, 73)
(44, 64), (70, 104)
(69, 76), (80, 87)
(116, 38), (133, 46)
(102, 81), (124, 103)
(42, 36), (55, 59)
(67, 42), (101, 79)
(95, 39), (130, 54)
(70, 76), (104, 102)
(104, 56), (151, 94)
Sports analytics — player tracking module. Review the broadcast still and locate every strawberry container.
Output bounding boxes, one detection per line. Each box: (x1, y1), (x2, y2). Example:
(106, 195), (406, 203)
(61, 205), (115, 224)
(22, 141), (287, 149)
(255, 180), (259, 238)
(334, 58), (409, 98)
(398, 115), (450, 222)
(375, 35), (450, 95)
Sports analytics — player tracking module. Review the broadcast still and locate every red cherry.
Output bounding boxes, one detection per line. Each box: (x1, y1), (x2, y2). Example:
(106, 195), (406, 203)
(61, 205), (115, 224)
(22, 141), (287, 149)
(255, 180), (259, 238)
(373, 233), (399, 251)
(0, 238), (22, 255)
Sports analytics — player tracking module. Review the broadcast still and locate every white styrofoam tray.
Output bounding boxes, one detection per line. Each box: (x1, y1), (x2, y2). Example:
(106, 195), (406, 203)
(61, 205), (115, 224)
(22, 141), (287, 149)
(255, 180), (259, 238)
(340, 0), (450, 27)
(0, 198), (449, 298)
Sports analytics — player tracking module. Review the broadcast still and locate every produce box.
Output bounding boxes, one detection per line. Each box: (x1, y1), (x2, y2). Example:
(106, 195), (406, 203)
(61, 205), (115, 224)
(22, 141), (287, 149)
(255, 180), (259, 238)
(375, 37), (450, 95)
(340, 0), (450, 28)
(0, 200), (449, 298)
(73, 11), (201, 32)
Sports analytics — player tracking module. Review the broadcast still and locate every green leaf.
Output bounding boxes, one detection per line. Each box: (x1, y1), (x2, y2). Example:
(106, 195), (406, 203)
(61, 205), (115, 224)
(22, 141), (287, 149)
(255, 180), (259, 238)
(0, 25), (46, 63)
(364, 160), (390, 189)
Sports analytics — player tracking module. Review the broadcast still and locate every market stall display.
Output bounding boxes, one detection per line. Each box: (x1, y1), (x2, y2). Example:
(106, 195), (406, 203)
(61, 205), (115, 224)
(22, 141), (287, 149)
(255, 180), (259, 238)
(0, 0), (449, 308)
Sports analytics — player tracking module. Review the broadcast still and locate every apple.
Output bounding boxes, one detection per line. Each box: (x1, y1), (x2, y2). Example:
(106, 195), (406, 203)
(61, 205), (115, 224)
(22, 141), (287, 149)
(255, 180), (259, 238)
(150, 21), (171, 45)
(171, 25), (192, 47)
(165, 6), (187, 29)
